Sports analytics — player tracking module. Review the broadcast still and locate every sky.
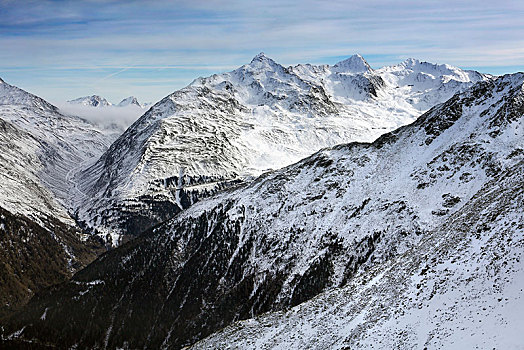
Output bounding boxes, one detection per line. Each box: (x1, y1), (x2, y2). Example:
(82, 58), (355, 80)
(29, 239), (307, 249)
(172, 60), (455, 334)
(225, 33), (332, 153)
(1, 0), (524, 105)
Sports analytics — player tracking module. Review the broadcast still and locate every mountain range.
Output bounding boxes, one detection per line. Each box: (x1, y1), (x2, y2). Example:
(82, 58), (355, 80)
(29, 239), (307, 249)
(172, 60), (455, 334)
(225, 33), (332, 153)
(0, 54), (522, 349)
(68, 95), (150, 108)
(71, 53), (490, 244)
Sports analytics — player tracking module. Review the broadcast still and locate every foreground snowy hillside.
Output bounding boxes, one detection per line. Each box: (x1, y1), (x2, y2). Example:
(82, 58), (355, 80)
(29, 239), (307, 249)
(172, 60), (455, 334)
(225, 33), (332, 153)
(4, 73), (521, 349)
(193, 161), (523, 349)
(73, 53), (490, 243)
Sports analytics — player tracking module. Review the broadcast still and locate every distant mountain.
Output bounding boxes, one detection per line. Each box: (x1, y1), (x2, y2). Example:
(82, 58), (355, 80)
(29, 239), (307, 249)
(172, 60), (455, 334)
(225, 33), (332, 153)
(68, 95), (148, 108)
(4, 72), (522, 349)
(376, 57), (490, 109)
(117, 96), (142, 107)
(331, 53), (373, 73)
(72, 53), (490, 243)
(68, 95), (112, 107)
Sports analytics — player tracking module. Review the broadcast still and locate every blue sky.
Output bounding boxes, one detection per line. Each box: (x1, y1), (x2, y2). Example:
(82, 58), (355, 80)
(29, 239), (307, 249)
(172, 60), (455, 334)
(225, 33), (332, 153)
(1, 0), (523, 104)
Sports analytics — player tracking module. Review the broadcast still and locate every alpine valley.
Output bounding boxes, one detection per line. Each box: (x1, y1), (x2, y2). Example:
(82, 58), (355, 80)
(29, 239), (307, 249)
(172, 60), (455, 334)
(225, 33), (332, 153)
(0, 77), (114, 317)
(0, 54), (522, 349)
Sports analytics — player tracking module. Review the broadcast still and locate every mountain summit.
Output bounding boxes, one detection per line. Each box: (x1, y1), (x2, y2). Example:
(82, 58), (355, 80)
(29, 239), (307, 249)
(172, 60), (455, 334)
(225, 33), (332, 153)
(244, 52), (285, 74)
(0, 77), (58, 112)
(332, 53), (373, 73)
(117, 96), (142, 107)
(250, 52), (272, 63)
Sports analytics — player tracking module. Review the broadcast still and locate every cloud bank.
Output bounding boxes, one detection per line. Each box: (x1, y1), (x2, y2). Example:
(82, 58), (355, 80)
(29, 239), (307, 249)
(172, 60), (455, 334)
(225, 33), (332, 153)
(57, 103), (145, 131)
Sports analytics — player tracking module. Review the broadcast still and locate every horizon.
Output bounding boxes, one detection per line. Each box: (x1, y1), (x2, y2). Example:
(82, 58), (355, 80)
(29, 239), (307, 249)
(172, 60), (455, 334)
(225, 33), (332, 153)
(2, 0), (524, 104)
(4, 52), (524, 107)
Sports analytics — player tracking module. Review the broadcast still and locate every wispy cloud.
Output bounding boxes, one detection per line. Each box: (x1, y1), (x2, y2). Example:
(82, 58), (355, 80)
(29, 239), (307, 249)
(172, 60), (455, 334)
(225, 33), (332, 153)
(96, 66), (133, 82)
(1, 0), (523, 102)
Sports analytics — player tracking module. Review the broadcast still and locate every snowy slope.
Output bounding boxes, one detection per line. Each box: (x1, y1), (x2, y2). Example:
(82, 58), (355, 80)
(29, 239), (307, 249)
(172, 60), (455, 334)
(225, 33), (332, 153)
(74, 54), (490, 242)
(0, 118), (73, 225)
(0, 78), (58, 112)
(193, 161), (524, 349)
(0, 78), (116, 224)
(5, 73), (521, 349)
(0, 80), (110, 317)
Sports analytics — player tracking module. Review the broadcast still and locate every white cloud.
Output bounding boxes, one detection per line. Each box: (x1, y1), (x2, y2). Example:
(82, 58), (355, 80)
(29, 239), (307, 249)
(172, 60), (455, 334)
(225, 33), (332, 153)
(56, 103), (145, 130)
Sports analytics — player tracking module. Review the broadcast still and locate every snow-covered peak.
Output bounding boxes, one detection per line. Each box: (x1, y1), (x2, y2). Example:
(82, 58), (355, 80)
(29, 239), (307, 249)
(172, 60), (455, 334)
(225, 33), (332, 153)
(332, 54), (372, 73)
(375, 58), (491, 109)
(0, 78), (58, 112)
(68, 95), (112, 107)
(382, 58), (487, 83)
(117, 96), (141, 107)
(400, 58), (449, 73)
(400, 57), (420, 68)
(250, 52), (273, 64)
(243, 52), (283, 73)
(187, 51), (310, 106)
